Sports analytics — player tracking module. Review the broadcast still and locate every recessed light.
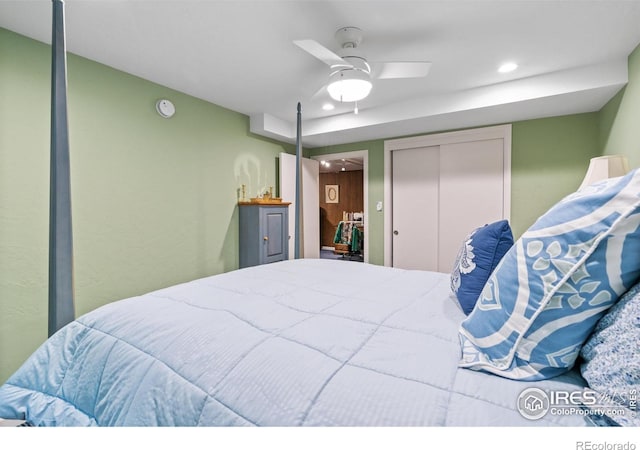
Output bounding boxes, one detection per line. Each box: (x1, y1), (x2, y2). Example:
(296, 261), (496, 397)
(322, 103), (335, 111)
(341, 167), (346, 171)
(498, 62), (518, 73)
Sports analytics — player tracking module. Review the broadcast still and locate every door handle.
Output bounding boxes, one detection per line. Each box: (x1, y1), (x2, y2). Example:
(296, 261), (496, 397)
(393, 230), (399, 235)
(263, 236), (269, 241)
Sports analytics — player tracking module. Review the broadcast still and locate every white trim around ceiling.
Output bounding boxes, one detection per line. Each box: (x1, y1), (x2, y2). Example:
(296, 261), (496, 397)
(250, 59), (627, 148)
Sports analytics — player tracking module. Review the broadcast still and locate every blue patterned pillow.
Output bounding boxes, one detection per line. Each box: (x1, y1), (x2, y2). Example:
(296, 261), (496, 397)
(579, 281), (640, 426)
(459, 168), (640, 380)
(451, 220), (514, 315)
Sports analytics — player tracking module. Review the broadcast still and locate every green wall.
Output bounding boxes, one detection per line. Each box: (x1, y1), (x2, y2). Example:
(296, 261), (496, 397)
(0, 28), (292, 383)
(511, 114), (600, 237)
(599, 43), (640, 168)
(309, 113), (600, 262)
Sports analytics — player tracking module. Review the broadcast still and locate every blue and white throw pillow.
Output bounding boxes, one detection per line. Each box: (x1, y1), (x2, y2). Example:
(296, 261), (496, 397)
(459, 168), (640, 380)
(451, 220), (514, 315)
(579, 280), (640, 426)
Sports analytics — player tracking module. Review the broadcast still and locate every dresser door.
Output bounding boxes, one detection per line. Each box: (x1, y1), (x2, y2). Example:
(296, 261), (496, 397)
(260, 207), (288, 264)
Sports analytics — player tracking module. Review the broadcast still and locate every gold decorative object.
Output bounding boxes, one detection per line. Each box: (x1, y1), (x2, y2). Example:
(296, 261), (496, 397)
(238, 186), (287, 205)
(245, 197), (283, 204)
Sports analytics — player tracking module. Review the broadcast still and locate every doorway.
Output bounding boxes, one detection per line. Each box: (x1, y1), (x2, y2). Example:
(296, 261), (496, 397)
(311, 150), (369, 263)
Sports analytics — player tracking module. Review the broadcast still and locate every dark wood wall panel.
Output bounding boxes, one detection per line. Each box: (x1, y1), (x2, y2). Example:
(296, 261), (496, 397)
(319, 170), (364, 248)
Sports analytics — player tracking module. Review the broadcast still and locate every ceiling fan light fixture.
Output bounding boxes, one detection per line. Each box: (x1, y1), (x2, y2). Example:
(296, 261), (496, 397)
(327, 69), (372, 103)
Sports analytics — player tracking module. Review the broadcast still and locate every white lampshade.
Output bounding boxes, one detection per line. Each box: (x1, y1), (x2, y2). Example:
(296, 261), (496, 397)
(579, 155), (630, 190)
(327, 69), (372, 103)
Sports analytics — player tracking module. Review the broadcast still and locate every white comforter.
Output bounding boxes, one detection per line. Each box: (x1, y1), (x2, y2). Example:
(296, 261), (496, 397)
(0, 259), (590, 426)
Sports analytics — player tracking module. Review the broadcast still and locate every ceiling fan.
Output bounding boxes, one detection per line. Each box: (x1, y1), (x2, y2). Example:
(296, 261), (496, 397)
(294, 26), (432, 105)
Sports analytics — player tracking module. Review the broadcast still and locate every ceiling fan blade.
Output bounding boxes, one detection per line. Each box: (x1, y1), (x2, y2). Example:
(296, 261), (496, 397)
(310, 83), (329, 101)
(294, 39), (352, 68)
(373, 61), (432, 79)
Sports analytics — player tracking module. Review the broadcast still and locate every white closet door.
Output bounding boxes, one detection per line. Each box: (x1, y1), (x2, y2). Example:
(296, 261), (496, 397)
(279, 153), (320, 259)
(392, 146), (439, 270)
(384, 125), (511, 270)
(438, 139), (505, 272)
(302, 157), (320, 258)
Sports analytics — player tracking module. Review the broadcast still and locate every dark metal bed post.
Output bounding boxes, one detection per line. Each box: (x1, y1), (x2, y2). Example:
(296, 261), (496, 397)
(294, 102), (302, 259)
(48, 0), (75, 336)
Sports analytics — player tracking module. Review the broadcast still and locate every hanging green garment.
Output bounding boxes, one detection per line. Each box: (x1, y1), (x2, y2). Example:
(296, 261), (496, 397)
(351, 227), (361, 252)
(333, 221), (343, 244)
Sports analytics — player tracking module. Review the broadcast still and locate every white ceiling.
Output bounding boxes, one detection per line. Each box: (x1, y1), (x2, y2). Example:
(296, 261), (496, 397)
(2, 0), (640, 147)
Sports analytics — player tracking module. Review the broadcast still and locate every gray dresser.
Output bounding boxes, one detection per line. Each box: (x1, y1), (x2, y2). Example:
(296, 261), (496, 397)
(239, 203), (290, 268)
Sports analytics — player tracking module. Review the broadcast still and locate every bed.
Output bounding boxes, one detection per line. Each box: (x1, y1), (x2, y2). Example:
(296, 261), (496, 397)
(0, 259), (592, 426)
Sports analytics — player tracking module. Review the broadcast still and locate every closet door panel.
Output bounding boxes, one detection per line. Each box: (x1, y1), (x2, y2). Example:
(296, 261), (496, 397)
(392, 146), (439, 271)
(438, 138), (505, 272)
